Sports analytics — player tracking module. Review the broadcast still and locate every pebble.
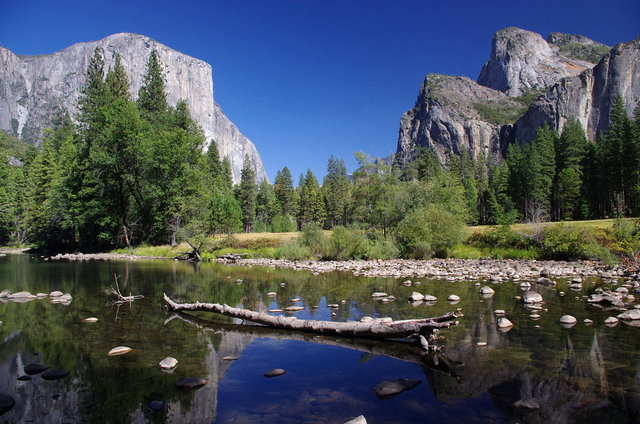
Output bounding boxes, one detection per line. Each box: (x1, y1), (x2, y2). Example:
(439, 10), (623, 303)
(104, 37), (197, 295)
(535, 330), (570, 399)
(447, 294), (460, 302)
(408, 292), (424, 302)
(17, 375), (32, 381)
(479, 286), (495, 295)
(223, 356), (239, 361)
(604, 317), (619, 325)
(371, 292), (388, 298)
(268, 309), (283, 313)
(266, 292), (277, 297)
(285, 306), (304, 312)
(264, 368), (286, 377)
(148, 400), (165, 412)
(584, 319), (594, 325)
(49, 291), (63, 297)
(83, 317), (99, 322)
(497, 317), (513, 328)
(494, 309), (506, 315)
(476, 342), (488, 347)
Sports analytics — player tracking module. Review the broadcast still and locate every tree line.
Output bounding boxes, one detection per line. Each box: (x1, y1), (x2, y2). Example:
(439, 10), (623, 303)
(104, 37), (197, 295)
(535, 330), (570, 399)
(0, 47), (639, 250)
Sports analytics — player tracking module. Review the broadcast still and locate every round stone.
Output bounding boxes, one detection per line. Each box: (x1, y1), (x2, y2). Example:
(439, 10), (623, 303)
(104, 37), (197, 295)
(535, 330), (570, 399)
(83, 317), (99, 322)
(559, 315), (577, 324)
(447, 294), (460, 302)
(148, 400), (165, 412)
(0, 394), (15, 414)
(24, 363), (50, 375)
(159, 357), (178, 370)
(476, 342), (488, 347)
(497, 317), (513, 328)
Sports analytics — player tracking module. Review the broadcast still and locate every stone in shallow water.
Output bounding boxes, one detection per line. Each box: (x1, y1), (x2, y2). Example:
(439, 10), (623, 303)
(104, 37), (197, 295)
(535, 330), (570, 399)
(222, 356), (239, 361)
(264, 368), (286, 377)
(285, 306), (304, 312)
(343, 416), (367, 424)
(41, 369), (69, 380)
(447, 294), (460, 302)
(514, 397), (540, 410)
(175, 377), (207, 389)
(49, 291), (63, 297)
(83, 317), (99, 323)
(408, 292), (424, 302)
(0, 393), (15, 415)
(522, 290), (543, 303)
(24, 363), (50, 375)
(108, 346), (132, 356)
(497, 318), (513, 328)
(159, 357), (178, 370)
(374, 379), (421, 399)
(479, 286), (495, 295)
(618, 309), (640, 320)
(148, 400), (165, 412)
(604, 317), (619, 325)
(17, 375), (31, 381)
(560, 315), (577, 324)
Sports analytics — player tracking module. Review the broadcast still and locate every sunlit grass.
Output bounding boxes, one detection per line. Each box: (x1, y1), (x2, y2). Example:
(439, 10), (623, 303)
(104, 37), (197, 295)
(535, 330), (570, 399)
(451, 244), (540, 260)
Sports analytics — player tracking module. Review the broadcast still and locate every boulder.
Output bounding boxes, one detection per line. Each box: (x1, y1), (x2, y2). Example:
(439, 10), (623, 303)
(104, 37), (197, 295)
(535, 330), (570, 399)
(617, 309), (640, 321)
(522, 291), (543, 303)
(560, 315), (577, 324)
(343, 416), (367, 424)
(408, 292), (424, 302)
(159, 357), (178, 370)
(264, 368), (286, 377)
(41, 369), (70, 380)
(108, 346), (132, 356)
(479, 286), (495, 295)
(497, 317), (513, 328)
(175, 377), (207, 389)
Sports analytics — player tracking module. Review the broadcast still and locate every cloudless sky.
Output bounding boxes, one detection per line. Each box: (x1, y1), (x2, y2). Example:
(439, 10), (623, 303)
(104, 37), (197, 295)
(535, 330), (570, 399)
(1, 0), (638, 181)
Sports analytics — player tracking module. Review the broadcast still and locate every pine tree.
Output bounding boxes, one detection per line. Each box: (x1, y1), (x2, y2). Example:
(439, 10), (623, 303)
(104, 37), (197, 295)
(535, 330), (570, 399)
(137, 50), (168, 119)
(553, 118), (588, 220)
(239, 155), (257, 232)
(298, 169), (326, 226)
(105, 54), (130, 101)
(274, 167), (297, 216)
(323, 156), (349, 228)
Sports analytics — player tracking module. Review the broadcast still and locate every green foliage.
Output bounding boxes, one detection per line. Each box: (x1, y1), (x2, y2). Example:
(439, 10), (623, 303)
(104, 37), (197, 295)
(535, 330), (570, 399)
(559, 43), (610, 64)
(395, 205), (464, 258)
(297, 222), (329, 257)
(274, 240), (312, 260)
(274, 167), (298, 217)
(239, 155), (257, 232)
(472, 99), (527, 125)
(323, 156), (349, 227)
(326, 226), (369, 260)
(137, 50), (168, 119)
(540, 224), (615, 263)
(270, 214), (297, 232)
(467, 225), (534, 250)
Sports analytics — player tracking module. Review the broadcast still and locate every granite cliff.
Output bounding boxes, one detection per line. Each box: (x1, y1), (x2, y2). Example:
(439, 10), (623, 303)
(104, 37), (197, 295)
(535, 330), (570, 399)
(0, 33), (266, 183)
(396, 27), (638, 167)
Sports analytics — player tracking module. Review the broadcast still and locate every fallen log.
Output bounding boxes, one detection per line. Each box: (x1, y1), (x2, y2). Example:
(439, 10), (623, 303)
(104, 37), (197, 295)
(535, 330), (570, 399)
(164, 312), (463, 380)
(163, 294), (462, 340)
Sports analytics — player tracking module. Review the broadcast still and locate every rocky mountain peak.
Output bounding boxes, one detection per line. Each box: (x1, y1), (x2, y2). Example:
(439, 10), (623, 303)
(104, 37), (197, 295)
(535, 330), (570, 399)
(477, 26), (598, 96)
(0, 33), (266, 183)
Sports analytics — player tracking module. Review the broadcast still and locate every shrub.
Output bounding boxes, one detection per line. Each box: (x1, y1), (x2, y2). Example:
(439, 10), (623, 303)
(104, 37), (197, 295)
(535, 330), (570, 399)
(274, 241), (311, 260)
(540, 224), (616, 264)
(297, 222), (329, 257)
(395, 205), (464, 258)
(326, 226), (370, 260)
(468, 225), (534, 249)
(365, 237), (400, 260)
(270, 214), (297, 232)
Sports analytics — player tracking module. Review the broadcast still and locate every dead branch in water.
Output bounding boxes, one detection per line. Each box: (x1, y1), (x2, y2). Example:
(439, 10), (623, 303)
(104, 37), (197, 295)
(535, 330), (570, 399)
(163, 294), (462, 342)
(106, 274), (144, 304)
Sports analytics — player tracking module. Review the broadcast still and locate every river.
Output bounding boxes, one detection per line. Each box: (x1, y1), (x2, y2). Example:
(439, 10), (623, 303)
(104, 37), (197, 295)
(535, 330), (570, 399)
(0, 253), (638, 423)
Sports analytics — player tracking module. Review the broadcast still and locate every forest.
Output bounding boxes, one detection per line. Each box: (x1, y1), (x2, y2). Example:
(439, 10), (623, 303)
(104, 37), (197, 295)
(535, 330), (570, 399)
(1, 48), (639, 262)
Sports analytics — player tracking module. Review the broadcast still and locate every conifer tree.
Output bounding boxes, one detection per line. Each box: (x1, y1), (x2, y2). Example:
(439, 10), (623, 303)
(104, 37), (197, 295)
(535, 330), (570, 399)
(323, 156), (349, 227)
(137, 50), (168, 119)
(105, 54), (130, 101)
(239, 155), (257, 232)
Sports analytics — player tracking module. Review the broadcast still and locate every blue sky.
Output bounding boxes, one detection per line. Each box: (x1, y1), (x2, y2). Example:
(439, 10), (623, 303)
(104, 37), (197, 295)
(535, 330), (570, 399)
(1, 0), (638, 182)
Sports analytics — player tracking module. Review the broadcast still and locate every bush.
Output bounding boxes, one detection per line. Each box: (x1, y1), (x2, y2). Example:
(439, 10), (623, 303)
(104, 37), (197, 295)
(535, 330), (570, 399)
(365, 237), (400, 260)
(395, 205), (464, 258)
(326, 226), (369, 260)
(468, 225), (534, 249)
(540, 224), (615, 263)
(612, 218), (640, 255)
(274, 241), (312, 260)
(270, 214), (297, 232)
(298, 222), (329, 257)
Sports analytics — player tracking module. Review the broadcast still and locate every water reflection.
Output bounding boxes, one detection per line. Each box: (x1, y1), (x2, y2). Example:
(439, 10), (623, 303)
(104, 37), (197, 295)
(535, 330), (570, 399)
(0, 253), (638, 423)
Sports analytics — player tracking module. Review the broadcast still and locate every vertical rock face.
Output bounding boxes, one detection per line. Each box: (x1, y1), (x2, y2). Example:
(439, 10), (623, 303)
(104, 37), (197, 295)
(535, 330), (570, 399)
(396, 27), (638, 167)
(396, 74), (522, 166)
(0, 33), (266, 183)
(514, 36), (640, 143)
(477, 27), (600, 97)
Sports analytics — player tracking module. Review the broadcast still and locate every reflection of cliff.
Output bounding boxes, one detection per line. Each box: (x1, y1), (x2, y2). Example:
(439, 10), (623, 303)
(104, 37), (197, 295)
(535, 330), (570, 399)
(152, 320), (253, 423)
(426, 324), (640, 424)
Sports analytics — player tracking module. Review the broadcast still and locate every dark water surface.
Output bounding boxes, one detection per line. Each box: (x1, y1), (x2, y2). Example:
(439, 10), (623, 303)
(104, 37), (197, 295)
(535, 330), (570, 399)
(0, 254), (638, 423)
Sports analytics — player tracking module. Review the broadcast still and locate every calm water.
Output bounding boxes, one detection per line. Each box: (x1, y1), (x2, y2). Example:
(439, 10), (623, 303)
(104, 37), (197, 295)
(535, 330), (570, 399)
(0, 254), (638, 424)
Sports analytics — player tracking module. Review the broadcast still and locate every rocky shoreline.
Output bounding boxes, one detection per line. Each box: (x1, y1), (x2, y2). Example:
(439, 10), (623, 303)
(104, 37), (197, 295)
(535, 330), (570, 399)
(223, 258), (623, 281)
(40, 253), (629, 281)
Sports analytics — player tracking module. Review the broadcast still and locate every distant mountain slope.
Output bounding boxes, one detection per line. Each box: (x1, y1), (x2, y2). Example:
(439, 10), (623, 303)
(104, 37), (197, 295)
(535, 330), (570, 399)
(0, 33), (266, 183)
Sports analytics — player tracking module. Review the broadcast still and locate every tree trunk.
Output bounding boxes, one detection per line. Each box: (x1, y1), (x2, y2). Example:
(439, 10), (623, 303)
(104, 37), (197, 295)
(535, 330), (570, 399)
(163, 294), (462, 339)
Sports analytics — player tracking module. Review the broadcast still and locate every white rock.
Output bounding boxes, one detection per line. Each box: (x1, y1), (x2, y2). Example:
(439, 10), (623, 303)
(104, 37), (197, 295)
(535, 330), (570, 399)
(604, 317), (619, 325)
(447, 294), (460, 302)
(479, 286), (495, 295)
(108, 346), (132, 356)
(408, 292), (424, 302)
(371, 292), (388, 298)
(494, 309), (506, 315)
(497, 317), (513, 328)
(476, 342), (488, 347)
(559, 315), (577, 324)
(83, 317), (99, 323)
(423, 295), (437, 302)
(49, 291), (63, 297)
(617, 309), (640, 320)
(159, 357), (178, 369)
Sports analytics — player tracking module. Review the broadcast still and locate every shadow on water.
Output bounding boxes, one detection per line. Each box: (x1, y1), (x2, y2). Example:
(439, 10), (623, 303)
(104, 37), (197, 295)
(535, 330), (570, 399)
(0, 253), (638, 423)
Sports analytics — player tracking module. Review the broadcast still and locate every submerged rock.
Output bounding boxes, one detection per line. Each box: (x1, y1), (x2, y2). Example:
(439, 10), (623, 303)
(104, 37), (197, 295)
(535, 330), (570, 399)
(175, 377), (207, 389)
(264, 368), (286, 377)
(375, 379), (421, 399)
(148, 400), (165, 412)
(0, 393), (15, 415)
(17, 375), (31, 381)
(41, 369), (70, 380)
(522, 291), (543, 303)
(24, 363), (50, 375)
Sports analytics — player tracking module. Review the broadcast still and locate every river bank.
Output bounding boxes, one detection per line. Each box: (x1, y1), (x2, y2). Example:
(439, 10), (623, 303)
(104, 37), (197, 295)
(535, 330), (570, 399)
(41, 252), (630, 281)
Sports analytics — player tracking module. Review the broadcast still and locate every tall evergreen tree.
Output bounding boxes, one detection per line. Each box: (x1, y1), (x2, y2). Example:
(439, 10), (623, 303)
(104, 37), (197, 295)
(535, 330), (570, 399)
(239, 155), (257, 232)
(256, 178), (277, 229)
(274, 166), (297, 217)
(553, 118), (588, 220)
(137, 50), (168, 119)
(105, 54), (130, 101)
(323, 156), (349, 227)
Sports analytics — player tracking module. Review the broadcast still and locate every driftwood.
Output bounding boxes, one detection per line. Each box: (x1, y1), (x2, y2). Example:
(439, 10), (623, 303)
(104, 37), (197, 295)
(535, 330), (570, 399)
(163, 294), (462, 340)
(106, 275), (144, 304)
(164, 312), (463, 381)
(174, 240), (202, 262)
